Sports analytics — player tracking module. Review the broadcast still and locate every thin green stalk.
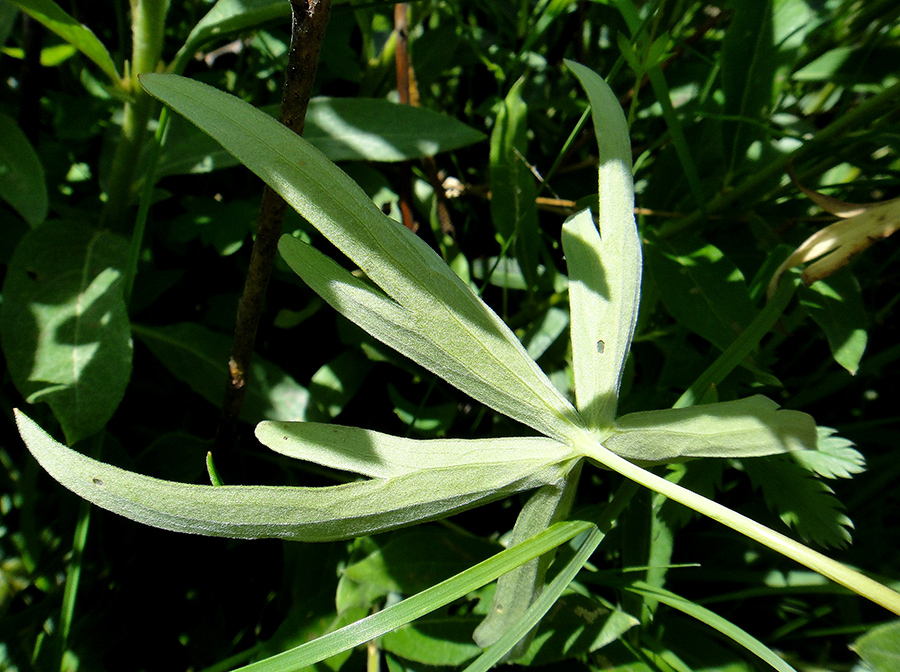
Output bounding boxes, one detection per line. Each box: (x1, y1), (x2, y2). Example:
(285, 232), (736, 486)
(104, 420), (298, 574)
(58, 432), (103, 670)
(100, 0), (169, 231)
(578, 437), (900, 616)
(659, 80), (900, 240)
(123, 106), (170, 306)
(673, 271), (800, 408)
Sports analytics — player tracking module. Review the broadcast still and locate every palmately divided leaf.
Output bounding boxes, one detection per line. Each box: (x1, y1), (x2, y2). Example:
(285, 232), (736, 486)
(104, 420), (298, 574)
(16, 410), (575, 542)
(140, 73), (586, 446)
(256, 422), (573, 479)
(564, 62), (642, 428)
(605, 396), (817, 464)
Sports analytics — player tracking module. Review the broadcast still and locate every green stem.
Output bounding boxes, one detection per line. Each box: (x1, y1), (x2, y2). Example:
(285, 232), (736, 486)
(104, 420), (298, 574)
(58, 432), (103, 669)
(100, 0), (169, 231)
(577, 435), (900, 616)
(658, 80), (900, 240)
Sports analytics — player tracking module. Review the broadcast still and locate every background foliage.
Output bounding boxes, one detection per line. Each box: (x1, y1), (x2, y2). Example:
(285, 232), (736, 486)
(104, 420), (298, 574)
(1, 0), (899, 670)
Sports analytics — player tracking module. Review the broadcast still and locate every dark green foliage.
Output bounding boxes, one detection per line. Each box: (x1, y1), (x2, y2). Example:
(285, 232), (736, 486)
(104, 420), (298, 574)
(1, 1), (899, 670)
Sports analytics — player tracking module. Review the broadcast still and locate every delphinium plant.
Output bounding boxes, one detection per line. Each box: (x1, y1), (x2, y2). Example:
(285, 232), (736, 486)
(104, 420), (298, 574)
(3, 1), (900, 670)
(13, 60), (900, 669)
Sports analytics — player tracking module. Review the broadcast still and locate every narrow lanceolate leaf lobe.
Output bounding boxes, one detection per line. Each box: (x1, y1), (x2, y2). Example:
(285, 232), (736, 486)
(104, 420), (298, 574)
(256, 421), (573, 479)
(564, 61), (642, 429)
(16, 410), (575, 542)
(604, 396), (817, 464)
(140, 73), (585, 446)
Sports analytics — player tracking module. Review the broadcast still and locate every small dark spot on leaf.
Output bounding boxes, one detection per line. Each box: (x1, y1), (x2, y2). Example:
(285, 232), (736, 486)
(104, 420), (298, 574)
(92, 477), (104, 486)
(597, 340), (605, 354)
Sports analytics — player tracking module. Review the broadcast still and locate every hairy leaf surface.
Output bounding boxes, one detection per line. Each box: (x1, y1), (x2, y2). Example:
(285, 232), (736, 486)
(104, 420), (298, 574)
(16, 410), (575, 542)
(140, 73), (586, 445)
(565, 61), (642, 428)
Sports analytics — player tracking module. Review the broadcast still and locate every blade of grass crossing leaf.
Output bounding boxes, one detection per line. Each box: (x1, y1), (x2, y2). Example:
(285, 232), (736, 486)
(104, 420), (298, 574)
(624, 581), (798, 672)
(490, 78), (541, 291)
(645, 67), (706, 214)
(473, 463), (583, 657)
(465, 479), (640, 670)
(11, 0), (120, 83)
(673, 271), (801, 408)
(140, 73), (586, 445)
(232, 519), (595, 671)
(564, 61), (642, 428)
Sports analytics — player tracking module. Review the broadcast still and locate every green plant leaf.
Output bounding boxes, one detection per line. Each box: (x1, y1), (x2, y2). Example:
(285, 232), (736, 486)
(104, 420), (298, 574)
(278, 230), (583, 444)
(605, 396), (817, 464)
(140, 73), (586, 445)
(233, 519), (594, 671)
(564, 61), (642, 429)
(16, 409), (575, 542)
(1, 222), (132, 444)
(798, 272), (868, 375)
(791, 427), (865, 479)
(720, 0), (777, 171)
(851, 620), (900, 672)
(132, 322), (310, 423)
(10, 0), (120, 83)
(622, 581), (799, 672)
(303, 97), (486, 162)
(645, 235), (757, 354)
(340, 527), (499, 596)
(172, 0), (290, 74)
(490, 77), (541, 290)
(473, 463), (582, 658)
(256, 421), (573, 479)
(382, 617), (481, 666)
(158, 98), (485, 175)
(0, 112), (47, 227)
(306, 349), (373, 422)
(743, 455), (854, 548)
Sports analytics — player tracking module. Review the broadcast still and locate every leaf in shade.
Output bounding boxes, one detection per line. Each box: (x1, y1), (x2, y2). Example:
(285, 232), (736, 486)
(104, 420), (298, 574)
(851, 620), (900, 672)
(0, 112), (48, 227)
(10, 0), (120, 83)
(1, 221), (131, 444)
(132, 322), (309, 423)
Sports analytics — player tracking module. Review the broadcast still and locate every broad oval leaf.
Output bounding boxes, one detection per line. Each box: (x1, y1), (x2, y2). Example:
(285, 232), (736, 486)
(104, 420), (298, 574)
(2, 222), (132, 444)
(16, 410), (575, 542)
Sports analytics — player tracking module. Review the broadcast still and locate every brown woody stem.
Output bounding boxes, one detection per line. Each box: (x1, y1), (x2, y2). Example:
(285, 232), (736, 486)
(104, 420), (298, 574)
(215, 0), (333, 456)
